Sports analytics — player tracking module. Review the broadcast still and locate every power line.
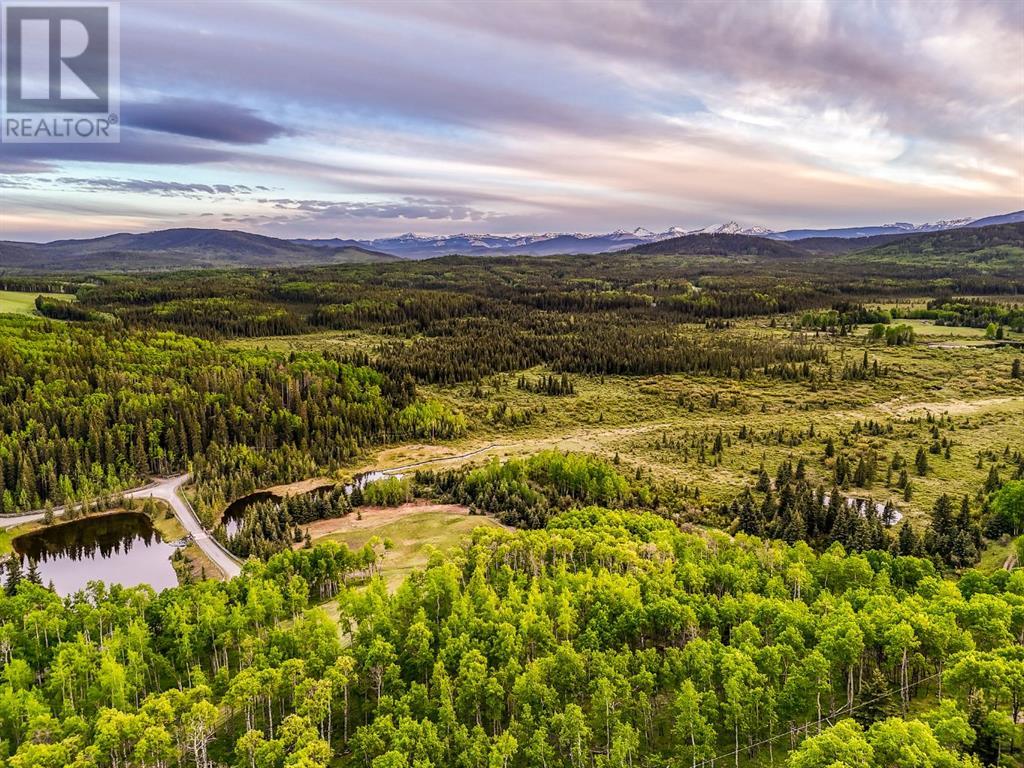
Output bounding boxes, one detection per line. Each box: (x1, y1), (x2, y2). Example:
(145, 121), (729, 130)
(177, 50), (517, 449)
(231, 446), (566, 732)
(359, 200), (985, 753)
(701, 669), (943, 763)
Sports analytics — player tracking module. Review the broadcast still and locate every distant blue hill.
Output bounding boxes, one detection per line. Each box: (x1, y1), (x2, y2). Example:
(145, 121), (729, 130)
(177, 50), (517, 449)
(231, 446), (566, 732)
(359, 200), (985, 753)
(773, 211), (1023, 241)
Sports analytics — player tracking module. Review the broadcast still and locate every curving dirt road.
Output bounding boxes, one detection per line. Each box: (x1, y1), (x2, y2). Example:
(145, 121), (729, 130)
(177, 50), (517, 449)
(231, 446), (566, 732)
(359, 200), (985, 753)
(129, 475), (242, 579)
(366, 443), (505, 476)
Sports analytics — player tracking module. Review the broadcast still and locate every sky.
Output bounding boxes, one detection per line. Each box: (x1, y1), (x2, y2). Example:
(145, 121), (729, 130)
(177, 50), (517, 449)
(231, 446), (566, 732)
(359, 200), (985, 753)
(1, 0), (1023, 242)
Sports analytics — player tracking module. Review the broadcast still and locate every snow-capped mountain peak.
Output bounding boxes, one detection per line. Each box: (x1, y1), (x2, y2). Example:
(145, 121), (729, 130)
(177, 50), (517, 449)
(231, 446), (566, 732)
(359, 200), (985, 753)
(711, 221), (744, 235)
(293, 211), (1009, 258)
(607, 229), (645, 241)
(921, 217), (974, 230)
(688, 221), (774, 236)
(878, 217), (975, 233)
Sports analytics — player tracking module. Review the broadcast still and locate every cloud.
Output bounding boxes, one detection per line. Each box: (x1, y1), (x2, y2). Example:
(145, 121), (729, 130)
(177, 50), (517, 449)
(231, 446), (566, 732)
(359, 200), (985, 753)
(392, 0), (1022, 146)
(0, 128), (239, 169)
(125, 98), (292, 144)
(5, 0), (1020, 240)
(0, 174), (39, 187)
(258, 196), (496, 222)
(120, 4), (643, 140)
(0, 157), (57, 174)
(55, 177), (260, 197)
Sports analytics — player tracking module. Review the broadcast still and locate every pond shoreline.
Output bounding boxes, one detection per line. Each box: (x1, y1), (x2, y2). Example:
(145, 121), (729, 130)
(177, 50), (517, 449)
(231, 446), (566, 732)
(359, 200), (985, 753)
(11, 507), (150, 541)
(13, 510), (180, 595)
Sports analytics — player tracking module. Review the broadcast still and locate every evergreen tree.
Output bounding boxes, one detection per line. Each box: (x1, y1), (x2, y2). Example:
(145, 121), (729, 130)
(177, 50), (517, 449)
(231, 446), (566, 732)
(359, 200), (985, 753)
(853, 667), (899, 726)
(4, 557), (22, 596)
(984, 464), (1002, 493)
(896, 521), (919, 556)
(25, 559), (41, 585)
(736, 491), (764, 536)
(755, 469), (771, 493)
(915, 447), (929, 476)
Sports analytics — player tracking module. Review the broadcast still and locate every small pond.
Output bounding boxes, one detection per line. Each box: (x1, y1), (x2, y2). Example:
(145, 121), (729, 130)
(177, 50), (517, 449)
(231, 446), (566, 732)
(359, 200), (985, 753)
(13, 512), (178, 595)
(823, 493), (903, 525)
(219, 474), (403, 540)
(220, 491), (278, 537)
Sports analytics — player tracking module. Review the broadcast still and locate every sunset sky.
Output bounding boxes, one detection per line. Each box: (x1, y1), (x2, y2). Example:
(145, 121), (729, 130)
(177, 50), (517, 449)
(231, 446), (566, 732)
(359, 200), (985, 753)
(2, 0), (1022, 241)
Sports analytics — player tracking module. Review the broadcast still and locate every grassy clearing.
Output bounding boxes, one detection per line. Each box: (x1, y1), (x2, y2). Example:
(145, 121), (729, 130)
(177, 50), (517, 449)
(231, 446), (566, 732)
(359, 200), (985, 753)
(0, 290), (74, 316)
(976, 536), (1016, 572)
(224, 329), (394, 355)
(314, 505), (504, 589)
(149, 502), (187, 540)
(0, 524), (37, 555)
(852, 319), (993, 338)
(263, 477), (335, 496)
(851, 318), (1021, 343)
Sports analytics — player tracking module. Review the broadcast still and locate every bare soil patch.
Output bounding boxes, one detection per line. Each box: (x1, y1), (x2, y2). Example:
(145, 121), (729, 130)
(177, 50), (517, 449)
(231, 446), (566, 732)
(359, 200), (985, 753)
(876, 396), (1022, 417)
(263, 477), (335, 496)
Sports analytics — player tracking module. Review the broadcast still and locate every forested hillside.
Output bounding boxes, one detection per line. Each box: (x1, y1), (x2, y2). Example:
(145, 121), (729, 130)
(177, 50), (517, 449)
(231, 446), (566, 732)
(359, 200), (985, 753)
(0, 229), (395, 272)
(0, 507), (1019, 767)
(626, 232), (808, 258)
(0, 315), (459, 513)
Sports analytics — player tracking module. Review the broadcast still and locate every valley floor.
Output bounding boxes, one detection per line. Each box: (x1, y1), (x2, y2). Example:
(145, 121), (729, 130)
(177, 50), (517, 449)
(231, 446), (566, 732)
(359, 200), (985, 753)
(308, 317), (1023, 536)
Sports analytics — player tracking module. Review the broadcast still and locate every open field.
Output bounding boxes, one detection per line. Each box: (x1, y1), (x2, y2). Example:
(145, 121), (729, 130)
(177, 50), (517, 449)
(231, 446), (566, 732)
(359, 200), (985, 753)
(851, 319), (1022, 345)
(307, 502), (505, 588)
(976, 536), (1017, 572)
(0, 290), (74, 316)
(311, 325), (1022, 531)
(852, 319), (999, 338)
(224, 328), (394, 356)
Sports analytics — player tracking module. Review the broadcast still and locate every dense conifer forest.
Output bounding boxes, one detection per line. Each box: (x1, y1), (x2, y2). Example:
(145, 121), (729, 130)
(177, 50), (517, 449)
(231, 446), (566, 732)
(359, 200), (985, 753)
(0, 315), (452, 513)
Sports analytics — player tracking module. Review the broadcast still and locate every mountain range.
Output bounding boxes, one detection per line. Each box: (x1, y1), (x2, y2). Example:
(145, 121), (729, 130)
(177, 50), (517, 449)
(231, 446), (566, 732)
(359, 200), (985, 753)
(0, 212), (1020, 272)
(292, 211), (1024, 259)
(293, 222), (773, 259)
